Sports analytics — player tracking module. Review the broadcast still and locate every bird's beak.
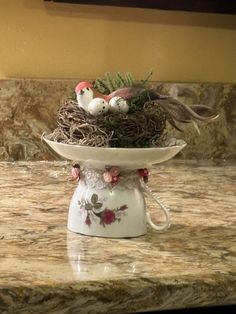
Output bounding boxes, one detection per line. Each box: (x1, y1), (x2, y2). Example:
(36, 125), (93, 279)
(79, 90), (84, 95)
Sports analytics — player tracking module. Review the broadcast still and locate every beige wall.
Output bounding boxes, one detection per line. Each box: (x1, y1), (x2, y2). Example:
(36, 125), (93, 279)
(0, 0), (235, 82)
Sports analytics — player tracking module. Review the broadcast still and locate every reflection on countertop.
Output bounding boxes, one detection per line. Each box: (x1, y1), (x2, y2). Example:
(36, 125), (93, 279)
(0, 160), (235, 313)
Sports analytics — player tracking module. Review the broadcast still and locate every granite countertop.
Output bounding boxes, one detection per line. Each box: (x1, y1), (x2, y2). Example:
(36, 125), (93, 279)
(0, 160), (235, 314)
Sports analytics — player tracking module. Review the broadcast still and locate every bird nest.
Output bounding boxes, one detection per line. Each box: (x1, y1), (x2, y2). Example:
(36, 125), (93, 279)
(48, 100), (168, 148)
(48, 72), (218, 149)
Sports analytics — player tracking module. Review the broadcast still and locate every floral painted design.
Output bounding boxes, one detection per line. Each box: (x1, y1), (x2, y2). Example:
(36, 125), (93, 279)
(78, 193), (128, 227)
(102, 209), (116, 225)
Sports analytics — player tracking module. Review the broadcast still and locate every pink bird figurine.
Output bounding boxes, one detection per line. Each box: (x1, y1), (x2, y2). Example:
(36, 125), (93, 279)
(75, 81), (109, 115)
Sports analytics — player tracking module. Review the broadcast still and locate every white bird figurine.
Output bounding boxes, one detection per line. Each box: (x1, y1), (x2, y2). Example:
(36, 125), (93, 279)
(75, 81), (110, 116)
(75, 81), (132, 116)
(75, 81), (94, 112)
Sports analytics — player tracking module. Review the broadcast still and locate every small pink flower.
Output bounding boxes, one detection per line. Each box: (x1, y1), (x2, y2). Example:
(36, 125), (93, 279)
(109, 166), (120, 177)
(111, 175), (119, 185)
(102, 209), (116, 225)
(138, 168), (149, 177)
(71, 167), (80, 181)
(103, 171), (112, 183)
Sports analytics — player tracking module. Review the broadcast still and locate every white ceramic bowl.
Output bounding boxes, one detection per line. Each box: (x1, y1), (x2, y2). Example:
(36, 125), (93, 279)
(43, 134), (186, 169)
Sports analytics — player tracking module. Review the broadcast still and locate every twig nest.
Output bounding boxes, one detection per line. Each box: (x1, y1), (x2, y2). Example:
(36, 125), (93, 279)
(88, 98), (109, 116)
(109, 96), (129, 114)
(49, 72), (219, 149)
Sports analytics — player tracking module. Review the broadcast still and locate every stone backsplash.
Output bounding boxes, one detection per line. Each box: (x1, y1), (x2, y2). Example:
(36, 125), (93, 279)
(0, 79), (235, 161)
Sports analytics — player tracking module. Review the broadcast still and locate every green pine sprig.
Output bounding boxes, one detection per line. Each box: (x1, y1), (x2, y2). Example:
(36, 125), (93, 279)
(93, 72), (135, 94)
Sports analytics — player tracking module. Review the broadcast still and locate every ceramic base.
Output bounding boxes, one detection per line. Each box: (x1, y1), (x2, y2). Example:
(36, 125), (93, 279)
(67, 180), (147, 238)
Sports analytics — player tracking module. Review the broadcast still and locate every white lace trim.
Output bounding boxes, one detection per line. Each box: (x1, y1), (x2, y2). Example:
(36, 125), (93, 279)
(80, 167), (142, 190)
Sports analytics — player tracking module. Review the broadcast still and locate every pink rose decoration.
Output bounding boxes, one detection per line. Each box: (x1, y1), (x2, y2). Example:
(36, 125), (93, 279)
(138, 168), (149, 177)
(102, 209), (116, 225)
(138, 168), (149, 183)
(103, 171), (112, 183)
(71, 167), (80, 181)
(111, 175), (119, 185)
(109, 166), (120, 177)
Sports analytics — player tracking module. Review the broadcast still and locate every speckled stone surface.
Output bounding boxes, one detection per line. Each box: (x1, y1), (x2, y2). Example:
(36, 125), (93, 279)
(0, 160), (235, 313)
(0, 79), (235, 161)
